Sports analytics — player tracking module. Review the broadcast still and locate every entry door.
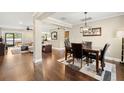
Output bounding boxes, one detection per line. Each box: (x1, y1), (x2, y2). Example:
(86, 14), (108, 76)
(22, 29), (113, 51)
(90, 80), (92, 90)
(5, 33), (15, 47)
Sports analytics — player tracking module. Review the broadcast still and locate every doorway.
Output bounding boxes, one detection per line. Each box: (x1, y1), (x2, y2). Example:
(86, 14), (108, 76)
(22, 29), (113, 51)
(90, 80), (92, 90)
(64, 31), (69, 39)
(5, 33), (15, 47)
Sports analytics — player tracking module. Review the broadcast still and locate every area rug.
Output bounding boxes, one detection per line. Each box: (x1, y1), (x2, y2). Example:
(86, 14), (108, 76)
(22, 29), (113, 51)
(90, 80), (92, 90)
(57, 57), (116, 81)
(11, 47), (29, 55)
(11, 48), (21, 54)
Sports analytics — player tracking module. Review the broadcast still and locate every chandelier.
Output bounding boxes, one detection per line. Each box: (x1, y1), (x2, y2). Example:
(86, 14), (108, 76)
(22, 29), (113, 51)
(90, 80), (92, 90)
(80, 12), (92, 33)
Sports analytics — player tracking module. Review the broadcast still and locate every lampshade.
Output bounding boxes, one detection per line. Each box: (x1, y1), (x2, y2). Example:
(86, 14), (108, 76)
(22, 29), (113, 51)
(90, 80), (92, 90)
(116, 30), (124, 38)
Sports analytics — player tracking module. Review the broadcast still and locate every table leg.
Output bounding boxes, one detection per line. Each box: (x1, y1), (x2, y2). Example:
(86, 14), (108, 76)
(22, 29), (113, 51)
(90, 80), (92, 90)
(65, 49), (67, 60)
(86, 57), (88, 64)
(96, 52), (99, 73)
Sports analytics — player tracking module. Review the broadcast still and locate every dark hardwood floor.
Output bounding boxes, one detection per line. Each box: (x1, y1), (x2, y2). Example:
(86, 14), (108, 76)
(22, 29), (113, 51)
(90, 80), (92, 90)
(0, 48), (124, 81)
(34, 53), (97, 81)
(0, 50), (34, 80)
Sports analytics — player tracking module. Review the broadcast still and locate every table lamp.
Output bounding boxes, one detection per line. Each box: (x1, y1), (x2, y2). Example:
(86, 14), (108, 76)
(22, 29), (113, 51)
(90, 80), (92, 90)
(116, 30), (124, 63)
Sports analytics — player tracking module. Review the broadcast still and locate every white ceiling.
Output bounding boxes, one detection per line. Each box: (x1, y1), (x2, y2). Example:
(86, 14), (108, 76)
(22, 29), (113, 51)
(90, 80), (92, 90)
(51, 12), (124, 25)
(0, 12), (124, 29)
(0, 12), (33, 28)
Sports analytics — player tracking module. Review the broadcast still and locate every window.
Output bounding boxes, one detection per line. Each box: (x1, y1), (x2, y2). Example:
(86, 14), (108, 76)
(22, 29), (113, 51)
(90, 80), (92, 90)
(14, 33), (22, 42)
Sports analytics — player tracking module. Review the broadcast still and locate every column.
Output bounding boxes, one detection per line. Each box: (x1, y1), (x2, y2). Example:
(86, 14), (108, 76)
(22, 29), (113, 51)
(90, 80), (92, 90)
(33, 19), (42, 63)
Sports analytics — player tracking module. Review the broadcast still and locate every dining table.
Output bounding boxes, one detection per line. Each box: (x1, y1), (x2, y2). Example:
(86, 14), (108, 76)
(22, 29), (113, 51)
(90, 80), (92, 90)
(65, 46), (101, 73)
(83, 47), (101, 73)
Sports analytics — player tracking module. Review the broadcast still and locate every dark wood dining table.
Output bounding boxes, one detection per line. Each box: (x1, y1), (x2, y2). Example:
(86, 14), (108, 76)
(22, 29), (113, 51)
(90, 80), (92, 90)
(83, 47), (100, 73)
(65, 46), (101, 73)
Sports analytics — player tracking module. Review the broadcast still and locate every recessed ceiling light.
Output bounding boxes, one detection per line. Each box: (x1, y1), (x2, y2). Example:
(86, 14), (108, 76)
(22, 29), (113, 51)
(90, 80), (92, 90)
(60, 17), (66, 20)
(19, 21), (23, 25)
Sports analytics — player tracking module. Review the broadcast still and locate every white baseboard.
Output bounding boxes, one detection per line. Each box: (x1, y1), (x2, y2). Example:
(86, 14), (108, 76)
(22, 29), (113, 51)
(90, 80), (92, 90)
(33, 57), (120, 63)
(105, 56), (121, 62)
(33, 58), (42, 63)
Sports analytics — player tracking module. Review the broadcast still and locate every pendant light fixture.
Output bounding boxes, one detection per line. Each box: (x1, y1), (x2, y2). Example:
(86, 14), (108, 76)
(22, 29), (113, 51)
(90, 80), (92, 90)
(80, 12), (92, 33)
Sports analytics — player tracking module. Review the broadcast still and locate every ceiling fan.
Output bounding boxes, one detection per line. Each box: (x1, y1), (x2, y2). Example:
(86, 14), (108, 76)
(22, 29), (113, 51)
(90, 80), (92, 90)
(26, 26), (33, 31)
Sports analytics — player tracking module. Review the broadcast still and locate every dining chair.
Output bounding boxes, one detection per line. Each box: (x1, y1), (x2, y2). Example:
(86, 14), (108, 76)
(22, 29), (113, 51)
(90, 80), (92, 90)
(64, 39), (72, 60)
(88, 43), (110, 71)
(71, 43), (85, 68)
(82, 41), (92, 63)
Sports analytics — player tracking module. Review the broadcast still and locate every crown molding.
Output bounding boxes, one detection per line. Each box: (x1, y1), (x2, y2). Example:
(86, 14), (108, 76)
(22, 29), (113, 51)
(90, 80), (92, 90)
(33, 12), (56, 20)
(44, 17), (72, 28)
(33, 12), (72, 28)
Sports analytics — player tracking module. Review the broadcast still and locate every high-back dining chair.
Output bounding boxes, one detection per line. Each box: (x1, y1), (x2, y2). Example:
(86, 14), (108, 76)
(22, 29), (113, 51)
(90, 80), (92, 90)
(82, 41), (92, 62)
(88, 43), (110, 71)
(82, 41), (92, 48)
(100, 43), (110, 68)
(71, 43), (85, 68)
(64, 39), (72, 60)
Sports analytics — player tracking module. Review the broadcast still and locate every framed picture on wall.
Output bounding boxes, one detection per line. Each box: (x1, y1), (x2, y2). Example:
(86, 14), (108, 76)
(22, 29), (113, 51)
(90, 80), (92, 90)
(83, 27), (102, 36)
(51, 31), (57, 40)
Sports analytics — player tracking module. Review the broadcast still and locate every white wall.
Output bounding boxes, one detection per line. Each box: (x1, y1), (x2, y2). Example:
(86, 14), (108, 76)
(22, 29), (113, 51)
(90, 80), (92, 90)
(0, 28), (2, 37)
(50, 28), (64, 48)
(40, 24), (66, 48)
(50, 28), (71, 48)
(70, 15), (124, 60)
